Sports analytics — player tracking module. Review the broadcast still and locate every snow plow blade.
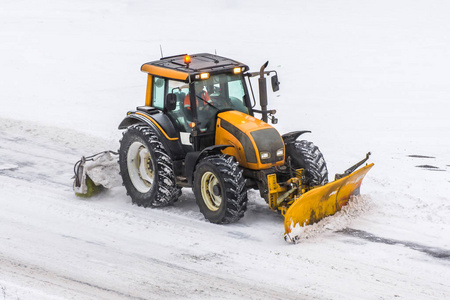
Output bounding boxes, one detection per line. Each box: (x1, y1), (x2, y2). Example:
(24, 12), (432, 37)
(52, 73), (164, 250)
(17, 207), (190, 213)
(284, 163), (374, 240)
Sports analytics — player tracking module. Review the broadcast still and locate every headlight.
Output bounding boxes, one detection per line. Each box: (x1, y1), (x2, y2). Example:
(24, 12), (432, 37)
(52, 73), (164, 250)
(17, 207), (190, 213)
(260, 152), (271, 160)
(276, 148), (284, 157)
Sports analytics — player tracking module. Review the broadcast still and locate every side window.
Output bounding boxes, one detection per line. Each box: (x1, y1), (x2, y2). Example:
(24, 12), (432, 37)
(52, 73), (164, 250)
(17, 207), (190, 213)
(228, 79), (245, 100)
(152, 77), (165, 109)
(227, 78), (248, 114)
(167, 80), (192, 133)
(168, 80), (190, 111)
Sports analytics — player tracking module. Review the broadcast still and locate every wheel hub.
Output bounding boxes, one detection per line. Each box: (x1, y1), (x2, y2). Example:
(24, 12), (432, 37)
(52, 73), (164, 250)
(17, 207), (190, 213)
(127, 141), (154, 193)
(212, 184), (221, 197)
(200, 171), (222, 211)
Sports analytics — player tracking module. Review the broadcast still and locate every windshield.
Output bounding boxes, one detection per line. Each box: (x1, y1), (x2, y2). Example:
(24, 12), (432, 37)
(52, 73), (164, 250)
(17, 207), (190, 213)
(194, 73), (248, 114)
(193, 73), (248, 132)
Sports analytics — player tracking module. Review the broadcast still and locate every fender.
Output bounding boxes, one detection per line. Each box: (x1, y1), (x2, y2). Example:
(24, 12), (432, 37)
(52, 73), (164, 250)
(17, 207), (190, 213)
(118, 109), (185, 160)
(185, 145), (233, 186)
(281, 130), (311, 145)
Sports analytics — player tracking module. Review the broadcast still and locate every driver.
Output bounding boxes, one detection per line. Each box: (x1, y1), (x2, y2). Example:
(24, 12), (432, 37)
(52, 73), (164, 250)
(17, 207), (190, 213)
(183, 83), (219, 132)
(183, 83), (212, 110)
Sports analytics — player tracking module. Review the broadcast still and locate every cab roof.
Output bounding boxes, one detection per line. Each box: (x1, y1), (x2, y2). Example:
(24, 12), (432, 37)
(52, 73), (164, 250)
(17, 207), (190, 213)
(141, 53), (248, 82)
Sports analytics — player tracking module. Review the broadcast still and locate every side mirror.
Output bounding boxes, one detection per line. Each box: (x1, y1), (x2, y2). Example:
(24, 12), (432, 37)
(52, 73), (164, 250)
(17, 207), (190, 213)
(271, 74), (280, 92)
(165, 93), (177, 111)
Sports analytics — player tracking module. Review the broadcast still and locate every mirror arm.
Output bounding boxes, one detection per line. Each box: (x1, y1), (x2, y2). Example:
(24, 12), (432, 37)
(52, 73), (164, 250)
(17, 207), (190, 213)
(252, 108), (276, 115)
(246, 70), (277, 78)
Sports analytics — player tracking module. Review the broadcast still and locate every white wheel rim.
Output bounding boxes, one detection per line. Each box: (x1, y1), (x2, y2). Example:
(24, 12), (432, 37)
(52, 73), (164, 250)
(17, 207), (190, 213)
(127, 141), (154, 193)
(201, 171), (222, 211)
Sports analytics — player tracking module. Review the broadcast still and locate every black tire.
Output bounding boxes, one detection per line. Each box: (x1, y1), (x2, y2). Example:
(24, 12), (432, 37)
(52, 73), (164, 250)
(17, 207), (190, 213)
(193, 154), (247, 224)
(119, 124), (180, 207)
(285, 140), (329, 186)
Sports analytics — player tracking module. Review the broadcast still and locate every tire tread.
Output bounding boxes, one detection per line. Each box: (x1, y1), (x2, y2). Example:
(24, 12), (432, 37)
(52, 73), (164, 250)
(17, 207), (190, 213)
(119, 124), (180, 207)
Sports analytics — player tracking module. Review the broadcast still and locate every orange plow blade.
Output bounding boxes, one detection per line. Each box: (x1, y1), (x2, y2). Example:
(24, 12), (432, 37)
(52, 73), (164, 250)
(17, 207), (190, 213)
(284, 163), (374, 239)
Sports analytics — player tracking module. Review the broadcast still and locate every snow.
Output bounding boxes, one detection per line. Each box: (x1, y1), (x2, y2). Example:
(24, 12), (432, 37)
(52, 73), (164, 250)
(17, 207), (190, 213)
(287, 195), (374, 243)
(1, 0), (450, 299)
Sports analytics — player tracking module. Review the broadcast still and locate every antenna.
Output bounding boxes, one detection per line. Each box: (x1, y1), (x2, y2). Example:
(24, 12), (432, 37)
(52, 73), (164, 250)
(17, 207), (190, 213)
(213, 49), (219, 63)
(160, 45), (164, 58)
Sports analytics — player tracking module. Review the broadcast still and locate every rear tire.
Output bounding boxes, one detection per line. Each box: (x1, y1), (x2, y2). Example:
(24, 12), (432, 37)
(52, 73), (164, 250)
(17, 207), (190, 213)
(193, 154), (247, 224)
(119, 124), (180, 207)
(285, 140), (329, 186)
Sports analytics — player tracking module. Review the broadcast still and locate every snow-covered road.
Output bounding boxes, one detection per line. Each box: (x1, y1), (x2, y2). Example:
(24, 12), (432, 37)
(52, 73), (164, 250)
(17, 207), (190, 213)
(1, 118), (449, 299)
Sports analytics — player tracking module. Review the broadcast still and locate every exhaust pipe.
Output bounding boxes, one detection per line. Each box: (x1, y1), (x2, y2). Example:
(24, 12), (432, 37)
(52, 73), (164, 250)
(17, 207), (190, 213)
(258, 61), (269, 123)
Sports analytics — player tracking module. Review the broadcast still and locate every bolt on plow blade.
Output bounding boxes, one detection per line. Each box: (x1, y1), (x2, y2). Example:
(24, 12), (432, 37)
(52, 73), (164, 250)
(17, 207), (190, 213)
(284, 163), (374, 242)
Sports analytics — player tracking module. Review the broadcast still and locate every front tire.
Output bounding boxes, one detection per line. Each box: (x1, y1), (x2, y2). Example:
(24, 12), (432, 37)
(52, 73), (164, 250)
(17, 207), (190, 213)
(119, 124), (180, 207)
(285, 140), (329, 186)
(193, 155), (247, 224)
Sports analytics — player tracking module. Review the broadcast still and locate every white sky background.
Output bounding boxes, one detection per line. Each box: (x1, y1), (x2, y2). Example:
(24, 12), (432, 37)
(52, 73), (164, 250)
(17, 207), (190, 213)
(2, 0), (449, 143)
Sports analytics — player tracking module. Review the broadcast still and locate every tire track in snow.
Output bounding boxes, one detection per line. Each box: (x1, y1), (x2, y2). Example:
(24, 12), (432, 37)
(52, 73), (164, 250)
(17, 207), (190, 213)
(0, 255), (147, 300)
(337, 228), (450, 260)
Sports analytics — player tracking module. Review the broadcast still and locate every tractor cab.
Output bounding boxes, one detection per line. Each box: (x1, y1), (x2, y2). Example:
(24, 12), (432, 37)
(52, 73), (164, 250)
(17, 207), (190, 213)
(165, 72), (250, 142)
(139, 53), (277, 152)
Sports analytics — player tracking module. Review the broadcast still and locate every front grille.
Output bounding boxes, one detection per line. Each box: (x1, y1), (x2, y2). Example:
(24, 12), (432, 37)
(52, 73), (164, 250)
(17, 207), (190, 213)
(250, 129), (284, 164)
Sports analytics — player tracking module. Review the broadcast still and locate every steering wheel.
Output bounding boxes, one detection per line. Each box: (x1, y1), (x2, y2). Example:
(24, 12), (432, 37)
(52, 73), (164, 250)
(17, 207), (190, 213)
(196, 95), (216, 112)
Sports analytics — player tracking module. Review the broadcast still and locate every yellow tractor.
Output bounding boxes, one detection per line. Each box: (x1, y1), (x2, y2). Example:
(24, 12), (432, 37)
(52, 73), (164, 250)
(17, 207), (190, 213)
(74, 53), (373, 241)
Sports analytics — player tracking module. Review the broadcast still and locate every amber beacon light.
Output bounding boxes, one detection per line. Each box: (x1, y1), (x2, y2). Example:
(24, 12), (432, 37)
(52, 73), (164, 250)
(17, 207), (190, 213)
(184, 54), (191, 65)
